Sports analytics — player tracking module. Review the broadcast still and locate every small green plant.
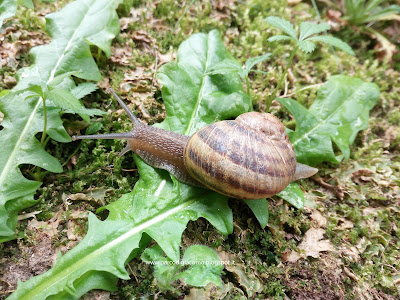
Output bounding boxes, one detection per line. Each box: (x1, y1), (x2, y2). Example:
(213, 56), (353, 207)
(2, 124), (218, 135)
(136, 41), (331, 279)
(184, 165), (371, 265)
(342, 0), (400, 25)
(264, 16), (354, 111)
(205, 53), (272, 99)
(20, 82), (102, 146)
(141, 245), (224, 291)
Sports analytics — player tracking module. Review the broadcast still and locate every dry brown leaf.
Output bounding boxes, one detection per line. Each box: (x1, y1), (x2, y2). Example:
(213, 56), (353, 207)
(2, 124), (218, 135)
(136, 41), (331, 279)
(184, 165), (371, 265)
(336, 217), (354, 230)
(339, 244), (360, 262)
(368, 30), (399, 64)
(350, 168), (374, 184)
(27, 212), (62, 238)
(157, 51), (174, 65)
(299, 228), (335, 258)
(131, 30), (155, 52)
(310, 208), (327, 228)
(282, 228), (335, 262)
(110, 43), (132, 65)
(326, 9), (345, 30)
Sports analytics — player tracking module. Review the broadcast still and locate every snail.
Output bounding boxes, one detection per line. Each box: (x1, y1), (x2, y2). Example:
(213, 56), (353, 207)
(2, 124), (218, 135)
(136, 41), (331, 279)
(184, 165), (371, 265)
(72, 89), (318, 199)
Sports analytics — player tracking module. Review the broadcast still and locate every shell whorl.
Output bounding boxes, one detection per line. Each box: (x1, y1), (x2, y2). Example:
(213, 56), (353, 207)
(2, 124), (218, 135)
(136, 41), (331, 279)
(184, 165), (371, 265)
(183, 112), (297, 199)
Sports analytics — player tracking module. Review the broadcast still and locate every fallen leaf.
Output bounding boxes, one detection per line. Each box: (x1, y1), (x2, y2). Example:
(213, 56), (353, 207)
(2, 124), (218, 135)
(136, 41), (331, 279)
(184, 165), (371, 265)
(336, 217), (354, 230)
(326, 9), (345, 30)
(282, 228), (335, 262)
(310, 208), (327, 228)
(110, 43), (133, 65)
(350, 169), (374, 184)
(299, 228), (335, 258)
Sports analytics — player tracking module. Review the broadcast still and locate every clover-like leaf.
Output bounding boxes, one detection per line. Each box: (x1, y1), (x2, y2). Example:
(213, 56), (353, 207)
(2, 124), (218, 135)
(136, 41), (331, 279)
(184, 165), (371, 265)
(299, 22), (330, 41)
(265, 16), (297, 39)
(307, 35), (355, 55)
(298, 40), (316, 53)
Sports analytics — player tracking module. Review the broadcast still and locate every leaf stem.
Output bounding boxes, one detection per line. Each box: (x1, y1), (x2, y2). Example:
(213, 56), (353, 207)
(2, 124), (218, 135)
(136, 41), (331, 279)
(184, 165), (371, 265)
(41, 97), (48, 146)
(266, 46), (298, 112)
(245, 76), (251, 99)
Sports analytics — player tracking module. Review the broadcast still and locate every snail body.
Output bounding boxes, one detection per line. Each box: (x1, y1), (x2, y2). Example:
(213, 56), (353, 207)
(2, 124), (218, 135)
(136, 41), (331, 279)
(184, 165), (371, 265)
(72, 89), (318, 199)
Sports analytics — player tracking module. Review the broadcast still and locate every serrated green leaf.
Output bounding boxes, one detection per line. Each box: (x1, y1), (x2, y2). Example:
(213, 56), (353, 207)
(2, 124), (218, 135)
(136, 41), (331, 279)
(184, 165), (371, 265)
(278, 75), (379, 166)
(70, 82), (98, 99)
(298, 40), (316, 53)
(244, 199), (269, 228)
(10, 30), (250, 299)
(299, 22), (330, 41)
(267, 35), (294, 42)
(265, 16), (297, 40)
(179, 245), (223, 287)
(0, 0), (17, 27)
(0, 0), (121, 242)
(141, 245), (180, 291)
(244, 53), (271, 75)
(307, 35), (355, 55)
(0, 92), (64, 242)
(277, 182), (304, 209)
(46, 88), (104, 123)
(142, 245), (223, 290)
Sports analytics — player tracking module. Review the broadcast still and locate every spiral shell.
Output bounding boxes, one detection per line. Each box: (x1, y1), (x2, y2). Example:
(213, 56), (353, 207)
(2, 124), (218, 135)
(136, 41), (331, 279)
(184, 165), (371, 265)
(183, 112), (297, 199)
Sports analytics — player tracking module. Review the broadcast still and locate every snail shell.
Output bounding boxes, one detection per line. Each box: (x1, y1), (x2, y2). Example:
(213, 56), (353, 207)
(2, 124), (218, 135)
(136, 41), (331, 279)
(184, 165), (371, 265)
(184, 112), (296, 199)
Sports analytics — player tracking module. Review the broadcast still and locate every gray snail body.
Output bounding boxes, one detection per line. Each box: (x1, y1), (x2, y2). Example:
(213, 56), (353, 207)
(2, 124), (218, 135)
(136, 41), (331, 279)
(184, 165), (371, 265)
(72, 89), (318, 199)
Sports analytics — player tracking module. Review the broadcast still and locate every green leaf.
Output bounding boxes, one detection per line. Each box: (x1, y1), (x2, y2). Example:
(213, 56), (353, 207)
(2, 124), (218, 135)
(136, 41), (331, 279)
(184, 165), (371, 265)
(46, 88), (104, 123)
(267, 35), (294, 42)
(157, 30), (251, 134)
(244, 199), (269, 228)
(142, 245), (224, 290)
(278, 75), (379, 166)
(244, 53), (271, 75)
(0, 0), (17, 27)
(17, 0), (33, 9)
(179, 245), (224, 287)
(70, 82), (98, 99)
(307, 35), (355, 55)
(277, 183), (304, 209)
(26, 85), (45, 98)
(0, 92), (64, 242)
(0, 0), (121, 242)
(265, 16), (297, 40)
(205, 59), (243, 78)
(298, 40), (316, 53)
(10, 30), (251, 299)
(365, 5), (400, 22)
(141, 245), (180, 291)
(299, 22), (330, 41)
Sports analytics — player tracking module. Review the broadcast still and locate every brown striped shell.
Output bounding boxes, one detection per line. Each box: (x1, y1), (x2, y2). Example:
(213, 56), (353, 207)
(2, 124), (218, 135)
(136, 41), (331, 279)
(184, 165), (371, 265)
(183, 112), (297, 199)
